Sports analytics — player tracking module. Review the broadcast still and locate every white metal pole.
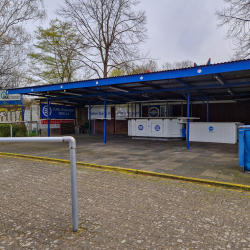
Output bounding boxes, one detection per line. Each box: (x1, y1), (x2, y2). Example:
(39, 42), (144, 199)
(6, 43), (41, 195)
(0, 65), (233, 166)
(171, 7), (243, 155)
(63, 136), (78, 231)
(0, 136), (78, 231)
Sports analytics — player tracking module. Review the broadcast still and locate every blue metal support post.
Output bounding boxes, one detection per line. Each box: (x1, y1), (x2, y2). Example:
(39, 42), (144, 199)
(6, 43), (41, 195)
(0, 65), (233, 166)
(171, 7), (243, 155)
(187, 89), (190, 150)
(21, 94), (24, 121)
(104, 95), (107, 144)
(207, 98), (209, 122)
(89, 104), (91, 136)
(47, 98), (50, 137)
(239, 128), (245, 171)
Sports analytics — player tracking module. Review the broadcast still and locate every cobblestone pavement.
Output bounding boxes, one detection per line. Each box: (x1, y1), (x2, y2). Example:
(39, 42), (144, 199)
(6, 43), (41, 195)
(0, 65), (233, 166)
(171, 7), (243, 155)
(0, 134), (249, 185)
(1, 156), (250, 249)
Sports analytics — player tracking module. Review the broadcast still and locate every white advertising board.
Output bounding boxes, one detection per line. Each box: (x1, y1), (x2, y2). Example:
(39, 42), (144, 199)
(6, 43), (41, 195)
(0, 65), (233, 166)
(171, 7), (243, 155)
(40, 119), (75, 129)
(88, 107), (111, 120)
(116, 104), (139, 120)
(189, 122), (239, 144)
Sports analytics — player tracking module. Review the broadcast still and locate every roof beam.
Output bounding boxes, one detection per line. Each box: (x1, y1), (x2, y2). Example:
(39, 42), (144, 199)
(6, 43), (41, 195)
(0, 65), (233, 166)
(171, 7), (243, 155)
(191, 93), (250, 100)
(38, 80), (250, 100)
(89, 86), (156, 102)
(88, 86), (141, 102)
(214, 74), (234, 95)
(178, 90), (188, 99)
(109, 86), (130, 92)
(58, 91), (84, 97)
(140, 81), (164, 90)
(175, 78), (208, 97)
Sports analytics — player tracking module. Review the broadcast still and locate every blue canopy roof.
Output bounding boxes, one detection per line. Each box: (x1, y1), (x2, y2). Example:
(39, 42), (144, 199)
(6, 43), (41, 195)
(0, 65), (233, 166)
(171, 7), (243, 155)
(6, 59), (250, 105)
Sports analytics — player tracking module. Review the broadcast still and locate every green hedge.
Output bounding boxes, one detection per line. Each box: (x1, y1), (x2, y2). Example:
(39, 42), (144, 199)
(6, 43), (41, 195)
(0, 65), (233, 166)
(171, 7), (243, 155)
(0, 124), (27, 137)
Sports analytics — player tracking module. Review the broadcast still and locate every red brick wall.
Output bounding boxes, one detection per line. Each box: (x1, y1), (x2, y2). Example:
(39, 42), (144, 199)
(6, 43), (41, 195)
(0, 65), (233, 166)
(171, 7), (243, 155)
(115, 120), (128, 134)
(91, 119), (114, 134)
(76, 107), (88, 126)
(84, 106), (128, 135)
(91, 119), (128, 134)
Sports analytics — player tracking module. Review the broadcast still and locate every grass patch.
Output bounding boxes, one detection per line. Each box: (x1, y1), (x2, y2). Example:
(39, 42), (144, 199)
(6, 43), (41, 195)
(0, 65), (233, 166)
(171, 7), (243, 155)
(26, 131), (37, 137)
(0, 123), (26, 137)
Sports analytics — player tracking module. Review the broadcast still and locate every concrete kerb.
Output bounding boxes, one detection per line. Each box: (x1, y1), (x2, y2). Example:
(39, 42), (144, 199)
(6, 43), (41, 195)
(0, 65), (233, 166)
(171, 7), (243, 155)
(0, 151), (249, 191)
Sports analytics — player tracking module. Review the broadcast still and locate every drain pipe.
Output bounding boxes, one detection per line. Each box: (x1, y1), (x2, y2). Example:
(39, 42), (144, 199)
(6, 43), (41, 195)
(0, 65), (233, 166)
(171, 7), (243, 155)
(0, 136), (78, 232)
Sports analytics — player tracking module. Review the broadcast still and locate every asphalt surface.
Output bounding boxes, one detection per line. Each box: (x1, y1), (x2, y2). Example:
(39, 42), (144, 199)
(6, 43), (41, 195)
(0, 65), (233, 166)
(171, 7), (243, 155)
(1, 156), (250, 249)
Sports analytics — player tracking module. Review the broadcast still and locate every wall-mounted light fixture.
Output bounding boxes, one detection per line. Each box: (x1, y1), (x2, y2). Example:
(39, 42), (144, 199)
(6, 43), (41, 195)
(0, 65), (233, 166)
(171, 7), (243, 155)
(100, 97), (115, 102)
(109, 86), (129, 92)
(214, 75), (225, 85)
(60, 91), (83, 96)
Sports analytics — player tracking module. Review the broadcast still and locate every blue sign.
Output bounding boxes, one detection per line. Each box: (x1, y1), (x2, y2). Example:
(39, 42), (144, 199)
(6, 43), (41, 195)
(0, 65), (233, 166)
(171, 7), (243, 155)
(155, 125), (161, 131)
(41, 104), (75, 119)
(209, 126), (214, 132)
(138, 125), (144, 130)
(0, 100), (22, 105)
(149, 106), (160, 117)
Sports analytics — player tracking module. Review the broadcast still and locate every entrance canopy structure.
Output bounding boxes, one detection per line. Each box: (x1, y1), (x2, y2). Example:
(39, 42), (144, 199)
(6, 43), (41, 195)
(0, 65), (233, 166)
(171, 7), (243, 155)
(6, 59), (250, 148)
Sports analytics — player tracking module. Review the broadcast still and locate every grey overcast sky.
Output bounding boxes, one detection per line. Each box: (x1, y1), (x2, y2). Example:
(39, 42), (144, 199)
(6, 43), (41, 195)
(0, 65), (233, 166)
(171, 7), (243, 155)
(42, 0), (232, 67)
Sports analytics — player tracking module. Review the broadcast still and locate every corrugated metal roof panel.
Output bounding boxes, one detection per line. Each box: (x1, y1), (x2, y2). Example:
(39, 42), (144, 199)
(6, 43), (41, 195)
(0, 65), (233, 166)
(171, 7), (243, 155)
(7, 58), (250, 104)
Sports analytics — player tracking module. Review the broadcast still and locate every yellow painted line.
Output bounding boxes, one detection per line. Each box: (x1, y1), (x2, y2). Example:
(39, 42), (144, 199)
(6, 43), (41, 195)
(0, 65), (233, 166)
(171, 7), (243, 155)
(0, 151), (249, 191)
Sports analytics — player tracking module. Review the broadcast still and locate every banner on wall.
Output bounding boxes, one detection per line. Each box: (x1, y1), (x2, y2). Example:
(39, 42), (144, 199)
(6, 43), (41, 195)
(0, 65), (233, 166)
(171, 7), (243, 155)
(41, 104), (75, 119)
(40, 119), (75, 129)
(116, 104), (139, 120)
(88, 106), (111, 119)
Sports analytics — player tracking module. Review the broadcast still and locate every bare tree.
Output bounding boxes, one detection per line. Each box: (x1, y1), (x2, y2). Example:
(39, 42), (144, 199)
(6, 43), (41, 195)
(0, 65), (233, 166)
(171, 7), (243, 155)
(109, 59), (195, 77)
(216, 0), (250, 59)
(108, 60), (158, 77)
(141, 60), (158, 72)
(0, 44), (27, 89)
(0, 0), (46, 89)
(57, 0), (148, 78)
(162, 60), (194, 70)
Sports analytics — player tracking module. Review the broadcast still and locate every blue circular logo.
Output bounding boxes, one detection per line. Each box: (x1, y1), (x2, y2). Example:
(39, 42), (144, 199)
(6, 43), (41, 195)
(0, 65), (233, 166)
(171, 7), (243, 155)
(138, 125), (143, 130)
(1, 91), (7, 99)
(155, 125), (161, 131)
(209, 126), (214, 132)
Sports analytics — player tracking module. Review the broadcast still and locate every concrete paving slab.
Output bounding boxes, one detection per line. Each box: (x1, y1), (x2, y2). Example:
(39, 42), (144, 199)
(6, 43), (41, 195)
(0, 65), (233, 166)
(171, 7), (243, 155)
(0, 134), (250, 185)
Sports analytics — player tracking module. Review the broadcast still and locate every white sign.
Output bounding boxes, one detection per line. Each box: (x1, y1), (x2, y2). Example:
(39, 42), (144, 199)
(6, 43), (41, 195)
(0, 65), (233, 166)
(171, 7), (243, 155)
(88, 107), (111, 120)
(0, 90), (21, 101)
(116, 104), (139, 120)
(40, 119), (75, 129)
